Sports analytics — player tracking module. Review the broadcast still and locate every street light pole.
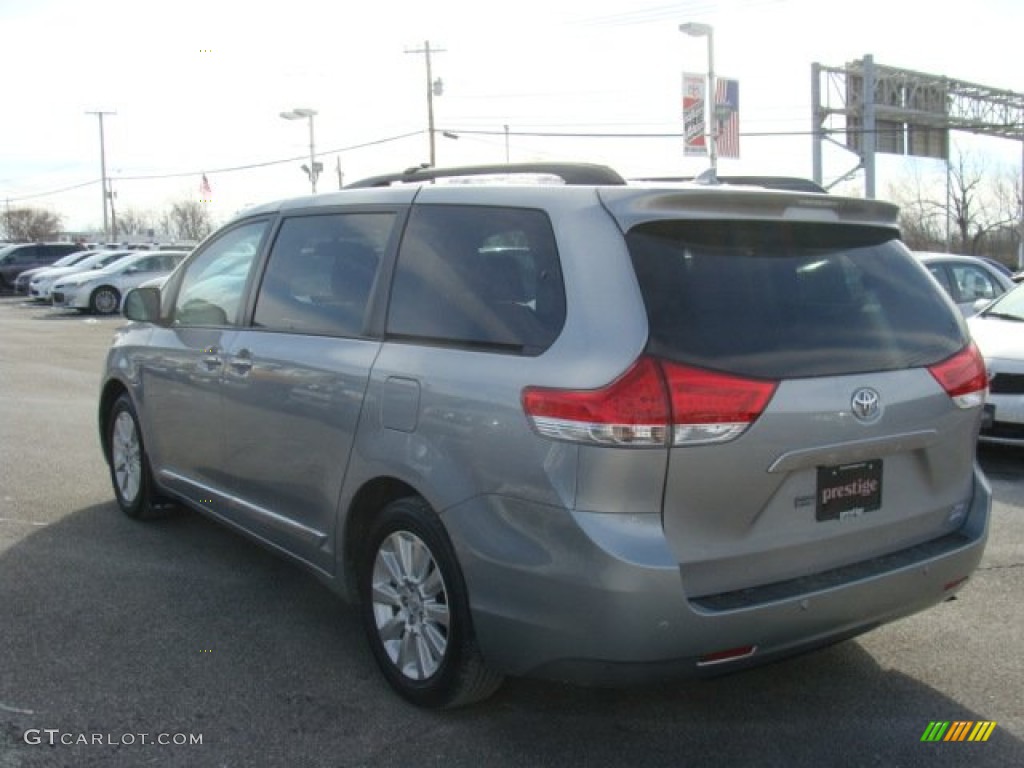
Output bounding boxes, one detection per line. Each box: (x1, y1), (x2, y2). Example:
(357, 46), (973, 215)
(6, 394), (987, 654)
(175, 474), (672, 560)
(679, 23), (716, 171)
(86, 110), (116, 240)
(280, 108), (320, 194)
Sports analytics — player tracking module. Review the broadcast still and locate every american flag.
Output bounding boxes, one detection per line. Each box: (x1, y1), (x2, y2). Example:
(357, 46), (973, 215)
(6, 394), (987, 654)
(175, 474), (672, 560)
(200, 173), (212, 198)
(714, 79), (740, 159)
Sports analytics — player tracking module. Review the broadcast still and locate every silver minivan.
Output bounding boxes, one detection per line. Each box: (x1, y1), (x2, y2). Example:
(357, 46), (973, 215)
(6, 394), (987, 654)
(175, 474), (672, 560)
(100, 164), (991, 708)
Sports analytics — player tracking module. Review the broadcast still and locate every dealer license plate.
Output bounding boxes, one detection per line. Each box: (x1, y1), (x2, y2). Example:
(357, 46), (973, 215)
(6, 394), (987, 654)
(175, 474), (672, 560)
(816, 460), (883, 522)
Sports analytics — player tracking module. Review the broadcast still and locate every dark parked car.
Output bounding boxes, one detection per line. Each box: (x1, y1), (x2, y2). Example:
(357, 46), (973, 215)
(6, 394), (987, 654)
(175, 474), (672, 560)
(101, 162), (990, 708)
(0, 242), (82, 289)
(13, 250), (98, 295)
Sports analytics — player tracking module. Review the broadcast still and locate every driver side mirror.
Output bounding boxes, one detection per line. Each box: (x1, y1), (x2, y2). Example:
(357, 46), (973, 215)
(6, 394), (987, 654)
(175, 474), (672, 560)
(123, 286), (161, 322)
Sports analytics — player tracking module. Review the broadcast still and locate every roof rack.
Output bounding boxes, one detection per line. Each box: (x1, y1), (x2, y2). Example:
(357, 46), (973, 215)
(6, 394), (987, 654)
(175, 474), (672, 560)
(346, 162), (628, 188)
(633, 175), (828, 194)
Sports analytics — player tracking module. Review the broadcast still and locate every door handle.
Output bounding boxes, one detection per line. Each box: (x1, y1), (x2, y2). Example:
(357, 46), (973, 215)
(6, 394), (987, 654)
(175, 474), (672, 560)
(200, 351), (223, 371)
(227, 349), (253, 377)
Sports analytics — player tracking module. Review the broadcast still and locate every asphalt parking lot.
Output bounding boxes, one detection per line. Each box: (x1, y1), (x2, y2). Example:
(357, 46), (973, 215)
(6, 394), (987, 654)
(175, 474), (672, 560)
(0, 295), (1022, 768)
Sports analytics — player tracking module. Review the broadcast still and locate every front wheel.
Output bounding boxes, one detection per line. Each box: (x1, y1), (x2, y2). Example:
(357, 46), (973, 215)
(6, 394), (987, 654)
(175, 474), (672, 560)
(358, 497), (502, 708)
(107, 393), (161, 519)
(90, 285), (121, 315)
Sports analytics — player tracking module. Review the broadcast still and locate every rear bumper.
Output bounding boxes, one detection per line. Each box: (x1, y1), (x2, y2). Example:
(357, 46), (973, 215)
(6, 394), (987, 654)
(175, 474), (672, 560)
(446, 464), (990, 684)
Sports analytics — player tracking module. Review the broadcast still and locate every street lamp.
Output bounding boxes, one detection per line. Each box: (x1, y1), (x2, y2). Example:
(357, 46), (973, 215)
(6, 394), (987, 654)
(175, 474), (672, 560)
(280, 108), (321, 194)
(679, 22), (717, 171)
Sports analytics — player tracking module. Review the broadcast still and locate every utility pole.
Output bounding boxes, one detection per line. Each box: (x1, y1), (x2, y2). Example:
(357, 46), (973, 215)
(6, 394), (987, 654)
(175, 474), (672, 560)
(109, 183), (118, 241)
(406, 40), (446, 166)
(86, 110), (116, 241)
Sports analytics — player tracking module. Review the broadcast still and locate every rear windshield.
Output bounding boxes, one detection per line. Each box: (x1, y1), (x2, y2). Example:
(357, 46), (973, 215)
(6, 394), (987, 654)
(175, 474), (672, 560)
(627, 221), (966, 379)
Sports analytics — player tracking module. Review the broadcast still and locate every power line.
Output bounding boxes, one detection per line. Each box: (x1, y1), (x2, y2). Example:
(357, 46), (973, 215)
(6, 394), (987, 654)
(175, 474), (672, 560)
(119, 131), (424, 181)
(3, 131), (424, 203)
(444, 125), (1022, 139)
(5, 178), (102, 204)
(11, 123), (1014, 205)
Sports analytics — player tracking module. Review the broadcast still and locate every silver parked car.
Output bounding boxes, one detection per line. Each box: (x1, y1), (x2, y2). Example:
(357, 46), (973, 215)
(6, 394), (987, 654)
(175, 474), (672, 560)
(967, 281), (1024, 445)
(50, 250), (188, 314)
(28, 250), (134, 302)
(100, 163), (991, 708)
(915, 251), (1015, 316)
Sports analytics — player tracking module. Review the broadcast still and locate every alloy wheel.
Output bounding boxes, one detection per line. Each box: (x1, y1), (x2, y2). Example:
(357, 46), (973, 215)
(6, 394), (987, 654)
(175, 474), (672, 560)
(371, 530), (451, 680)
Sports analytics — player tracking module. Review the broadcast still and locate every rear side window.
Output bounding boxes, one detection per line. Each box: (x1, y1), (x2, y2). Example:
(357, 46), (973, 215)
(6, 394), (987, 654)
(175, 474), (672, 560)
(628, 221), (965, 379)
(946, 262), (999, 302)
(12, 247), (39, 264)
(253, 212), (392, 337)
(387, 205), (565, 355)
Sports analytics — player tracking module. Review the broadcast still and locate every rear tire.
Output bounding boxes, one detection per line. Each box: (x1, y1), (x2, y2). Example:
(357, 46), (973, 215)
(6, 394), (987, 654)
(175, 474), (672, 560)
(358, 496), (503, 708)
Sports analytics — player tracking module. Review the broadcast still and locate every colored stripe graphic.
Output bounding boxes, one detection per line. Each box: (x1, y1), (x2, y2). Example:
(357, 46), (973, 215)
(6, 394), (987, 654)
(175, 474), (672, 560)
(921, 721), (997, 742)
(968, 722), (997, 742)
(945, 721), (972, 741)
(921, 722), (949, 741)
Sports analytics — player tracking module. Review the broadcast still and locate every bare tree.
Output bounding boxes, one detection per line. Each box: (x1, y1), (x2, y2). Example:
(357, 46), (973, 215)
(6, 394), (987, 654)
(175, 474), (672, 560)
(117, 208), (157, 238)
(990, 168), (1023, 266)
(2, 207), (64, 242)
(886, 166), (946, 251)
(160, 200), (214, 242)
(886, 149), (1018, 259)
(947, 152), (1017, 255)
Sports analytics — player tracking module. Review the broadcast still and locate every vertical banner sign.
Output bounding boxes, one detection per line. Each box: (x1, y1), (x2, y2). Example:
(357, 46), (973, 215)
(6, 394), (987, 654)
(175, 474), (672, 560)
(715, 78), (740, 158)
(683, 73), (707, 157)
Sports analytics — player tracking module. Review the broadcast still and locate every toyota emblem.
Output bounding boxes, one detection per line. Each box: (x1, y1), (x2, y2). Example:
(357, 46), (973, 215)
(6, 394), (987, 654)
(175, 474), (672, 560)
(851, 388), (881, 422)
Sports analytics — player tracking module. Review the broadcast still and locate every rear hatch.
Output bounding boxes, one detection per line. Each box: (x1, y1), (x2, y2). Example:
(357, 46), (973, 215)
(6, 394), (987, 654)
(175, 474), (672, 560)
(610, 193), (986, 598)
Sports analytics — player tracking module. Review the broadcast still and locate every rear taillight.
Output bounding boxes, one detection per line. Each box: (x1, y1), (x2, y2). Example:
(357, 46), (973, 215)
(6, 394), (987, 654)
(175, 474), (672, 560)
(660, 361), (778, 445)
(521, 357), (670, 446)
(928, 342), (988, 409)
(522, 356), (777, 447)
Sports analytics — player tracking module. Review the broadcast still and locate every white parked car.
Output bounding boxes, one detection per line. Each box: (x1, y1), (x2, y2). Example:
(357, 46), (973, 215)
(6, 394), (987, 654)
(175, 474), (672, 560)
(51, 251), (188, 314)
(967, 282), (1024, 446)
(29, 250), (134, 302)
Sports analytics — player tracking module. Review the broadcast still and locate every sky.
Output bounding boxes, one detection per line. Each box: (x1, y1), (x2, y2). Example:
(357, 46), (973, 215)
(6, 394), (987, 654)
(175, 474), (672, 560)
(1, 0), (1021, 233)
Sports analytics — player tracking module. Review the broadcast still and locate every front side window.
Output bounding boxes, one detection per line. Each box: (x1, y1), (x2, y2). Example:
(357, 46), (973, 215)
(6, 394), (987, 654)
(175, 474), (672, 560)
(173, 220), (267, 327)
(252, 212), (392, 337)
(387, 205), (565, 355)
(628, 221), (966, 379)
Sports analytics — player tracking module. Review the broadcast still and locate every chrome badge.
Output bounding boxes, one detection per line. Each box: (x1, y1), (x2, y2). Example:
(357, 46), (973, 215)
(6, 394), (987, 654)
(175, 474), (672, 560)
(851, 388), (881, 423)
